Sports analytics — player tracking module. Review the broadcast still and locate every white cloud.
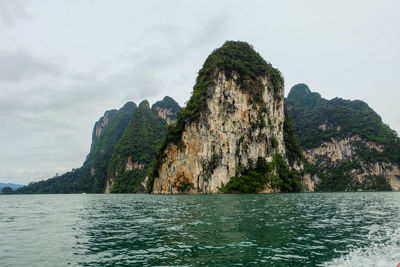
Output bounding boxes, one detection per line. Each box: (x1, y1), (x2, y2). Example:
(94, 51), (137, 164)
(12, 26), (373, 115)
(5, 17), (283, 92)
(0, 0), (29, 25)
(0, 49), (62, 81)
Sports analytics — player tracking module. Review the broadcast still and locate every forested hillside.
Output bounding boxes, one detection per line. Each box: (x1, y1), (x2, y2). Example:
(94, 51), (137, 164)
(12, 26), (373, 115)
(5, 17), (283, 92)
(287, 84), (400, 191)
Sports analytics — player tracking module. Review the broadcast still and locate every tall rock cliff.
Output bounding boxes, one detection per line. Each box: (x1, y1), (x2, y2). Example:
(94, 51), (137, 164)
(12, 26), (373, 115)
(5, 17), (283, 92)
(106, 100), (170, 193)
(286, 84), (400, 191)
(149, 41), (302, 194)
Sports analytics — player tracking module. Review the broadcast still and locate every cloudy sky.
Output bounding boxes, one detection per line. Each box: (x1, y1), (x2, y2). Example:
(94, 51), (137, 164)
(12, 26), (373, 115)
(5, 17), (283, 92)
(1, 0), (399, 184)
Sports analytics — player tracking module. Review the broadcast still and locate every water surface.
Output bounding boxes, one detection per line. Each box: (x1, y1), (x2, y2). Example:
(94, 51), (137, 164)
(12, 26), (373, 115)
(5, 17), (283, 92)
(1, 193), (399, 266)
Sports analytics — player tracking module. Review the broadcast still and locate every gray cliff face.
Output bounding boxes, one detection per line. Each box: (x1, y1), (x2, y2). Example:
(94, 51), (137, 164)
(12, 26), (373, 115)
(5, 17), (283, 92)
(152, 72), (291, 194)
(302, 135), (400, 191)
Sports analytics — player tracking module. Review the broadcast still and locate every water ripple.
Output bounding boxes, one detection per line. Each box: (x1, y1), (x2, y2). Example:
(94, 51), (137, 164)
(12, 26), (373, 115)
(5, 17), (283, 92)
(0, 192), (399, 266)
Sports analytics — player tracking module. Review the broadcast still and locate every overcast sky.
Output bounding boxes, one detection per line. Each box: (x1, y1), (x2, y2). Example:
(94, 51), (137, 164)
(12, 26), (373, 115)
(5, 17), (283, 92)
(1, 0), (399, 184)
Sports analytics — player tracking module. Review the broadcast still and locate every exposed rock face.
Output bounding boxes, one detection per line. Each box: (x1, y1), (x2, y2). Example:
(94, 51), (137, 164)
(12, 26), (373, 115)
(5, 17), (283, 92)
(153, 71), (288, 194)
(151, 96), (181, 125)
(302, 136), (400, 191)
(91, 110), (116, 151)
(154, 107), (175, 125)
(302, 174), (320, 192)
(104, 179), (114, 194)
(304, 136), (383, 165)
(125, 156), (145, 171)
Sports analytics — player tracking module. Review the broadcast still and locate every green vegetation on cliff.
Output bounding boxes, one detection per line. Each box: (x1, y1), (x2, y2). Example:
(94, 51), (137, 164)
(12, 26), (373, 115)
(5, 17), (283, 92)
(109, 168), (148, 193)
(283, 106), (303, 166)
(109, 101), (167, 193)
(87, 102), (138, 192)
(219, 155), (302, 193)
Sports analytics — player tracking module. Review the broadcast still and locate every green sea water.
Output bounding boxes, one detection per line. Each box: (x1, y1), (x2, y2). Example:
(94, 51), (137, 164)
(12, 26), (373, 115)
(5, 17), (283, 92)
(1, 193), (399, 266)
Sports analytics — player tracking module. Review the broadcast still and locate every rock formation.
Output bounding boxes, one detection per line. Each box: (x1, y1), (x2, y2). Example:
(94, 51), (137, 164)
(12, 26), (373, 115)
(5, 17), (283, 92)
(149, 41), (302, 194)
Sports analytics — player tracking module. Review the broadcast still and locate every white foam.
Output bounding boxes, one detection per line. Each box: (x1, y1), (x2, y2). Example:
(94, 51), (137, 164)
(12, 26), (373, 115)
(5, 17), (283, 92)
(323, 226), (400, 267)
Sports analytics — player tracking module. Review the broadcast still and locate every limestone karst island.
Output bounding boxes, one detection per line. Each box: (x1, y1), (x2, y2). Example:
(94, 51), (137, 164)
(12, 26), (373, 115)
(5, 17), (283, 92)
(4, 41), (400, 195)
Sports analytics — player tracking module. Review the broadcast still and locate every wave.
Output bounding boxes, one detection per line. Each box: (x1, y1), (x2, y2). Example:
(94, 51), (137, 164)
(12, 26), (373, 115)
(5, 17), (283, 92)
(323, 225), (400, 267)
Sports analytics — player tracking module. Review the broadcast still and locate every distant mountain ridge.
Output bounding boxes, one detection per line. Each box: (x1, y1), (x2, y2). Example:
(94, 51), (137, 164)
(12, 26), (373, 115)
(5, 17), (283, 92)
(286, 83), (400, 191)
(0, 183), (24, 194)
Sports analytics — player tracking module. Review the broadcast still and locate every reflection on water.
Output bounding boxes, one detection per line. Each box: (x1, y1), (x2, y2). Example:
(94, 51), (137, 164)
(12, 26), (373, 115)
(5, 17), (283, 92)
(1, 193), (399, 266)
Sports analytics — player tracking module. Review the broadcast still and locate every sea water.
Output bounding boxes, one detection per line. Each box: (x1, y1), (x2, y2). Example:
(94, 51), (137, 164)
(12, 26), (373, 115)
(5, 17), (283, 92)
(1, 192), (399, 266)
